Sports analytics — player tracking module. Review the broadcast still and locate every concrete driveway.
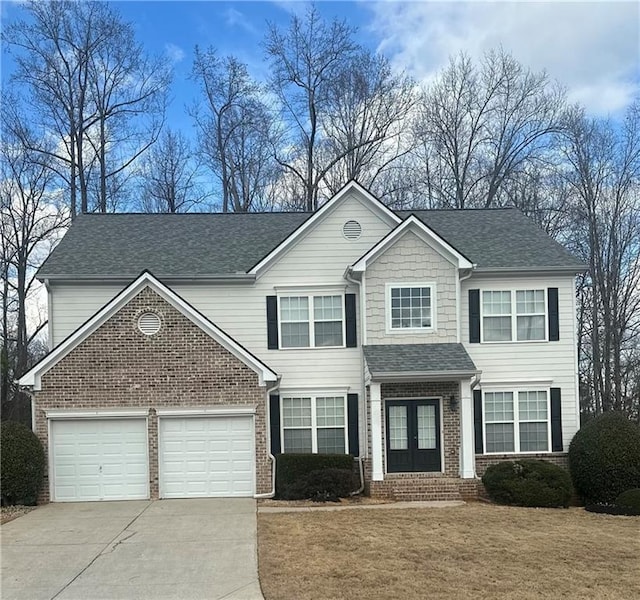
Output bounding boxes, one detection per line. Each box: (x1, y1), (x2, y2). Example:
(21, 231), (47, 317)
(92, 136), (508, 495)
(1, 499), (264, 600)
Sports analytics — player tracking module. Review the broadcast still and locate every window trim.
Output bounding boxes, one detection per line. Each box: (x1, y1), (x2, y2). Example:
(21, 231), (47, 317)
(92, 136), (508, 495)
(385, 282), (437, 334)
(480, 288), (548, 343)
(277, 293), (346, 349)
(280, 394), (349, 454)
(482, 387), (552, 455)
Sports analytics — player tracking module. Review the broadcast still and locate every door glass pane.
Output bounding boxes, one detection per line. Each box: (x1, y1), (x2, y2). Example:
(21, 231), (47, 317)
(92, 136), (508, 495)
(417, 404), (437, 450)
(388, 405), (408, 450)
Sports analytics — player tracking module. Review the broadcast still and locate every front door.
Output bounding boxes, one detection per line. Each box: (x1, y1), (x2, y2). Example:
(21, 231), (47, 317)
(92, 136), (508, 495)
(385, 399), (441, 473)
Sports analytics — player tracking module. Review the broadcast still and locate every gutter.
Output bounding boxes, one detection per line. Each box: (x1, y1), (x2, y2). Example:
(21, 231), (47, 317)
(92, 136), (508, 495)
(472, 265), (588, 276)
(38, 273), (257, 284)
(369, 369), (481, 382)
(254, 378), (281, 499)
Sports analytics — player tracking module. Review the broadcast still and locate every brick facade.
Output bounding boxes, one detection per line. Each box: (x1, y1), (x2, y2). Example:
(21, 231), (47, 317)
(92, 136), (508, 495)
(34, 287), (271, 502)
(475, 452), (569, 476)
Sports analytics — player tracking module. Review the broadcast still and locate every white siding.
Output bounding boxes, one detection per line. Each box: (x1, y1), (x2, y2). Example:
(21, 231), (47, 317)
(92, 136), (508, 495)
(365, 231), (458, 344)
(461, 275), (580, 448)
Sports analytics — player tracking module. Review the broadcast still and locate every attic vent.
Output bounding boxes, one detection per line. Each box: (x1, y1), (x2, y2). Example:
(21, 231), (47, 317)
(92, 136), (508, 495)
(342, 220), (362, 240)
(138, 312), (161, 336)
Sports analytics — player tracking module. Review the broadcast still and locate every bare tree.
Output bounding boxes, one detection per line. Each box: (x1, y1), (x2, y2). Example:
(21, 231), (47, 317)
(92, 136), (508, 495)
(561, 103), (640, 417)
(416, 50), (566, 208)
(1, 123), (68, 422)
(191, 48), (279, 212)
(4, 0), (170, 217)
(138, 129), (206, 213)
(264, 5), (359, 210)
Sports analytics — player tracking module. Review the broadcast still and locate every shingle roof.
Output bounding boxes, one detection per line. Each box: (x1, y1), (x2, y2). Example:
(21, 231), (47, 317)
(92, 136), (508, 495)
(363, 343), (478, 375)
(37, 207), (584, 279)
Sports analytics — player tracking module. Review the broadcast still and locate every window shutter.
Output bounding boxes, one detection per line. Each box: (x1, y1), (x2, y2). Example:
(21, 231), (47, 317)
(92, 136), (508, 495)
(473, 389), (483, 454)
(269, 394), (281, 455)
(266, 296), (279, 349)
(345, 294), (357, 348)
(548, 288), (559, 341)
(469, 289), (480, 343)
(550, 387), (563, 451)
(347, 393), (359, 456)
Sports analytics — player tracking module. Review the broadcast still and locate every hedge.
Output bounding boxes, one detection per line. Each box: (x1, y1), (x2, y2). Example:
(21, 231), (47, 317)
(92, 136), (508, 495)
(275, 453), (355, 499)
(1, 421), (45, 506)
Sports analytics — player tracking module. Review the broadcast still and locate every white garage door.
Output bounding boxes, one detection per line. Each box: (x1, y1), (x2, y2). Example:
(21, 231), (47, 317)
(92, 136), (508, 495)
(51, 419), (149, 502)
(159, 416), (255, 498)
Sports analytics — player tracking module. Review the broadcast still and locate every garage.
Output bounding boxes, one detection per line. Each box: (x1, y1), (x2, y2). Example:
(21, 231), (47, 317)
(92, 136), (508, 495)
(50, 418), (149, 502)
(159, 415), (255, 498)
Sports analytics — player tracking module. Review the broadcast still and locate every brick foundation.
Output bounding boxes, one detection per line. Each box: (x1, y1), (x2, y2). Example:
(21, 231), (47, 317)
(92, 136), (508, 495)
(33, 287), (271, 502)
(475, 452), (569, 476)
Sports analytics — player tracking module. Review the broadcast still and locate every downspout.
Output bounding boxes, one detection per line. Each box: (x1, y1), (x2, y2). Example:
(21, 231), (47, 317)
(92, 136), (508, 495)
(254, 378), (281, 499)
(345, 266), (366, 496)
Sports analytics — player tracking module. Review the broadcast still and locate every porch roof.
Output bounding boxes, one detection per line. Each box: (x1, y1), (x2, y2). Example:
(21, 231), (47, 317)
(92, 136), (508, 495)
(363, 343), (479, 381)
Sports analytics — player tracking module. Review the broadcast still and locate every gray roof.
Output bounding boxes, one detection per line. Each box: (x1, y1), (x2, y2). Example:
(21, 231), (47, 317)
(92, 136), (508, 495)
(37, 207), (584, 279)
(363, 343), (478, 376)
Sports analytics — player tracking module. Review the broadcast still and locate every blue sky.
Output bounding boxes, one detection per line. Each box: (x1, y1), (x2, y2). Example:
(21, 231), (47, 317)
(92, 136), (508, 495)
(2, 0), (639, 136)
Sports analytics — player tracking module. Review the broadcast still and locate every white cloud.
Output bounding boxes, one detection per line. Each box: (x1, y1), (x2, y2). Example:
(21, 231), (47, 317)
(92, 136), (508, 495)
(224, 7), (259, 34)
(366, 0), (639, 116)
(164, 43), (186, 65)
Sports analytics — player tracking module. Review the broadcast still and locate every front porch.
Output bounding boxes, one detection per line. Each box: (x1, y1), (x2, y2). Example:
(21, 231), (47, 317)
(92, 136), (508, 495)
(363, 344), (480, 501)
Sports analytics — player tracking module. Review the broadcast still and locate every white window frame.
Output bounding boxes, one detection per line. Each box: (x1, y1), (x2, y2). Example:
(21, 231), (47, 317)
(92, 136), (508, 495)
(482, 387), (552, 455)
(277, 293), (346, 349)
(386, 282), (437, 334)
(480, 289), (548, 343)
(280, 394), (348, 454)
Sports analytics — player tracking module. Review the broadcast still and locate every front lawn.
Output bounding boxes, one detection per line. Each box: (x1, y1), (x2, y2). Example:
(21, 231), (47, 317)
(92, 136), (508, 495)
(258, 503), (639, 600)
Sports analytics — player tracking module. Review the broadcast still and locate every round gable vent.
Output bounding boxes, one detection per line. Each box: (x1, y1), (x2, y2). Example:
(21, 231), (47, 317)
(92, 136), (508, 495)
(342, 220), (362, 240)
(138, 312), (161, 336)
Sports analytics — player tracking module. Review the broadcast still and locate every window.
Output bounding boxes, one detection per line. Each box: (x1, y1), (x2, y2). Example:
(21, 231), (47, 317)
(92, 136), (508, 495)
(388, 284), (434, 330)
(279, 295), (344, 348)
(484, 390), (549, 453)
(482, 289), (546, 342)
(281, 396), (347, 454)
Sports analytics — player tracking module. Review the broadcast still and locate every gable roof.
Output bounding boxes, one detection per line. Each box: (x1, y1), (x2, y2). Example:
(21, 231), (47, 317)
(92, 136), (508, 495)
(37, 195), (585, 280)
(351, 214), (474, 273)
(18, 272), (278, 390)
(363, 343), (479, 380)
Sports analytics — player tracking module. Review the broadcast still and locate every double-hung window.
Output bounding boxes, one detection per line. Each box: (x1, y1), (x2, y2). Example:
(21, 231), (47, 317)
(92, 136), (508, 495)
(279, 295), (344, 348)
(388, 284), (434, 331)
(484, 390), (550, 453)
(481, 290), (546, 342)
(281, 395), (347, 454)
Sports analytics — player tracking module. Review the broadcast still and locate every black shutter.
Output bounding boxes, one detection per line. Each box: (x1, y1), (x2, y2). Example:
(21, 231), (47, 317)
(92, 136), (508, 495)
(469, 289), (481, 343)
(266, 296), (279, 349)
(269, 394), (281, 455)
(548, 288), (559, 341)
(473, 389), (483, 454)
(550, 388), (563, 452)
(345, 294), (357, 348)
(347, 393), (359, 456)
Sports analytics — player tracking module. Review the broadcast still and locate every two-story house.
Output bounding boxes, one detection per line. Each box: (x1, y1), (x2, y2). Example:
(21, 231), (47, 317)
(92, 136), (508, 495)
(19, 182), (585, 502)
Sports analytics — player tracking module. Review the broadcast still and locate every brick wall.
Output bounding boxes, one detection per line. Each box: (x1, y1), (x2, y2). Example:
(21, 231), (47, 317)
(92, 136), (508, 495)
(475, 452), (569, 476)
(34, 287), (271, 502)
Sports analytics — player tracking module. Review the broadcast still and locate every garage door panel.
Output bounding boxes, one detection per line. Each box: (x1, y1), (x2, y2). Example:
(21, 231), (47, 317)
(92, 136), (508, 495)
(51, 419), (149, 502)
(159, 416), (255, 498)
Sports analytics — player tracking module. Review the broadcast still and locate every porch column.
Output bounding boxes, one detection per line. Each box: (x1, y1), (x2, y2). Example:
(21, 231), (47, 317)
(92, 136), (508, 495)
(459, 378), (476, 478)
(370, 382), (384, 481)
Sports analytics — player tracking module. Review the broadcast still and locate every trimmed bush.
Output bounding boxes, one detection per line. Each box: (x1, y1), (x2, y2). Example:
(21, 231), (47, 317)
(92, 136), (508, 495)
(568, 412), (640, 504)
(482, 460), (572, 508)
(616, 488), (640, 513)
(275, 453), (355, 500)
(280, 468), (355, 501)
(1, 421), (45, 506)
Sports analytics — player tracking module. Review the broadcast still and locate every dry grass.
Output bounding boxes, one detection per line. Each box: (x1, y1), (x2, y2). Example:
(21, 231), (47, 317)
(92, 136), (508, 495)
(258, 503), (640, 600)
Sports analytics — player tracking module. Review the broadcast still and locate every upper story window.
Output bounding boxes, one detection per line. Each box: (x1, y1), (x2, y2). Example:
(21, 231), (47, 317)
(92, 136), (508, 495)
(484, 389), (550, 453)
(388, 284), (434, 331)
(482, 289), (546, 342)
(281, 395), (347, 453)
(279, 295), (344, 348)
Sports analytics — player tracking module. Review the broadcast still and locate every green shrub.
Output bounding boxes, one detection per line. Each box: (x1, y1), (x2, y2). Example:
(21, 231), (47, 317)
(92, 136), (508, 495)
(275, 453), (353, 490)
(280, 468), (355, 501)
(1, 421), (45, 506)
(616, 488), (640, 513)
(482, 460), (572, 508)
(568, 412), (640, 504)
